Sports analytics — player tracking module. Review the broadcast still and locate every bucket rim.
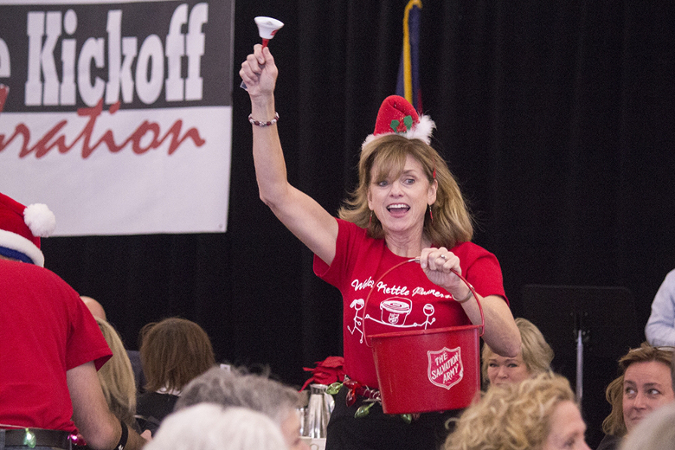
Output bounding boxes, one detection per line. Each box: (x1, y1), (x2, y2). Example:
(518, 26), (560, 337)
(362, 259), (485, 347)
(369, 324), (481, 341)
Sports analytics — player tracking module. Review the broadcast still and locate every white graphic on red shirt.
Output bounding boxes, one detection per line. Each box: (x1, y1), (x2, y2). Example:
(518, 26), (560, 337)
(348, 296), (436, 344)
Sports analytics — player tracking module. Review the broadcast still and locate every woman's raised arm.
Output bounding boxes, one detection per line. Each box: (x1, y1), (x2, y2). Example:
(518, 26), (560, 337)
(240, 45), (338, 265)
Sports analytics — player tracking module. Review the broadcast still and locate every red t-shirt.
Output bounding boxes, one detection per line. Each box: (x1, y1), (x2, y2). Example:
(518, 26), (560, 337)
(0, 260), (112, 432)
(314, 219), (507, 387)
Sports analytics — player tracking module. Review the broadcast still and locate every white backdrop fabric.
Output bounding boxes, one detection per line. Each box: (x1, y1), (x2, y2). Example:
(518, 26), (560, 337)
(0, 0), (235, 235)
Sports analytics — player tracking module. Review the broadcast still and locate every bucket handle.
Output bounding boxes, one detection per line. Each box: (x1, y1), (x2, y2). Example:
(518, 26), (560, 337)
(362, 258), (485, 348)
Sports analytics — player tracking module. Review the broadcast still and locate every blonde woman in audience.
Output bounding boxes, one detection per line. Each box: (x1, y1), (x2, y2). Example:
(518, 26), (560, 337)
(145, 404), (288, 450)
(482, 317), (554, 387)
(444, 372), (590, 450)
(95, 317), (139, 431)
(597, 343), (675, 450)
(136, 317), (216, 434)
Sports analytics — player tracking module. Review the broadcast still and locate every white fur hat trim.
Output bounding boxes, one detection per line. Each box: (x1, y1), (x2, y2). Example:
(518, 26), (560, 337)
(0, 229), (45, 267)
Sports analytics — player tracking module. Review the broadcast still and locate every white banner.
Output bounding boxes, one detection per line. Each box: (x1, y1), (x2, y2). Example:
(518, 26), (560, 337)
(0, 0), (235, 236)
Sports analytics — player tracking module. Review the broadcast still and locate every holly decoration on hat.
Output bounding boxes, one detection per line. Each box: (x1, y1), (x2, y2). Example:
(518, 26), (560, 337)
(390, 115), (414, 133)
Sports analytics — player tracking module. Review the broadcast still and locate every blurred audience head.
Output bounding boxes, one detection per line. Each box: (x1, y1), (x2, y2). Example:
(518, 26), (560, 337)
(176, 366), (307, 450)
(619, 401), (675, 450)
(95, 317), (137, 429)
(602, 342), (675, 437)
(444, 372), (589, 450)
(482, 317), (554, 387)
(145, 404), (288, 450)
(139, 317), (215, 392)
(82, 296), (107, 321)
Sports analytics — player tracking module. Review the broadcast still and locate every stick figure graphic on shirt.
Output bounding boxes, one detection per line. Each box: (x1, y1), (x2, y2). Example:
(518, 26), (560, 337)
(348, 299), (366, 343)
(348, 296), (436, 344)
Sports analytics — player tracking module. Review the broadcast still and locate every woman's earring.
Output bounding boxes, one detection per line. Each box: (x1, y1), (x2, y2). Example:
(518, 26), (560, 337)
(428, 204), (433, 222)
(369, 210), (373, 227)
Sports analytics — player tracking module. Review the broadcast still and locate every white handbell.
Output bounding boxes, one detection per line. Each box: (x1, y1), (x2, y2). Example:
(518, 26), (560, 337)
(241, 16), (284, 90)
(254, 16), (284, 42)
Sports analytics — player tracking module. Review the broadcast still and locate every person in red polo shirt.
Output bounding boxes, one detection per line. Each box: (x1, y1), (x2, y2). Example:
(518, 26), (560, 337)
(0, 192), (147, 450)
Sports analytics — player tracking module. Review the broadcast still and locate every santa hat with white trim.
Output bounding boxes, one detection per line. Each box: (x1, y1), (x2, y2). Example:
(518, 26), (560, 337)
(0, 192), (56, 267)
(362, 95), (435, 148)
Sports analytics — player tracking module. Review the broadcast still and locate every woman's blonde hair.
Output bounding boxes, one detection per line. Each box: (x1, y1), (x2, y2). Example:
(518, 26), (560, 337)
(481, 317), (554, 386)
(444, 372), (576, 450)
(602, 342), (674, 437)
(95, 318), (137, 429)
(338, 134), (473, 248)
(139, 317), (216, 392)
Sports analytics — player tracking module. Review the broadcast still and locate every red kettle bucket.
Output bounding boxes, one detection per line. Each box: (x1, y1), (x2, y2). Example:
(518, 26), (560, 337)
(366, 260), (484, 415)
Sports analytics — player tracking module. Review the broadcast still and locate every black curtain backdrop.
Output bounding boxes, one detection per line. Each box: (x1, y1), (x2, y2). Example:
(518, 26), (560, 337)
(41, 1), (675, 447)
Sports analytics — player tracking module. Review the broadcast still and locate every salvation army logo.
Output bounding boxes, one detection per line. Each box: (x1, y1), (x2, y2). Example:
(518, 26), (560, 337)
(427, 346), (464, 390)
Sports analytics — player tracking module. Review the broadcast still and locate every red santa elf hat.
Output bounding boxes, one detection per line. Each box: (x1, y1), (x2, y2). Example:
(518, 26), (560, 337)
(0, 192), (56, 267)
(362, 95), (435, 148)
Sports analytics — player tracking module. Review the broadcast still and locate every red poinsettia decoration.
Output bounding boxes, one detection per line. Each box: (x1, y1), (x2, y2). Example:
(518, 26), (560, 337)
(300, 356), (345, 391)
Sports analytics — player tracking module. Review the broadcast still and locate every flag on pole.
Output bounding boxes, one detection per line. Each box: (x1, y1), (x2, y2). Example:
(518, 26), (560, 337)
(396, 0), (423, 113)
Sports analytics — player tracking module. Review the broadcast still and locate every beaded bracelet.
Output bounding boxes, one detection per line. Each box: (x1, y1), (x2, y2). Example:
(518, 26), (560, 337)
(248, 112), (279, 127)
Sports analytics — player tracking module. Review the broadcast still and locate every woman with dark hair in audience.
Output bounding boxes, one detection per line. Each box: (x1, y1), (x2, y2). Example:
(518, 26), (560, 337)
(596, 343), (675, 450)
(135, 317), (215, 434)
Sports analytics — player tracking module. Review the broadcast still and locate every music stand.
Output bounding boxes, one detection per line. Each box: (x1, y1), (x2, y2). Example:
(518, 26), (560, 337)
(521, 284), (639, 403)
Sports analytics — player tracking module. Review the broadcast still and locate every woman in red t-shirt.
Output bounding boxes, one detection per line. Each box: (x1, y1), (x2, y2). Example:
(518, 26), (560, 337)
(240, 44), (520, 450)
